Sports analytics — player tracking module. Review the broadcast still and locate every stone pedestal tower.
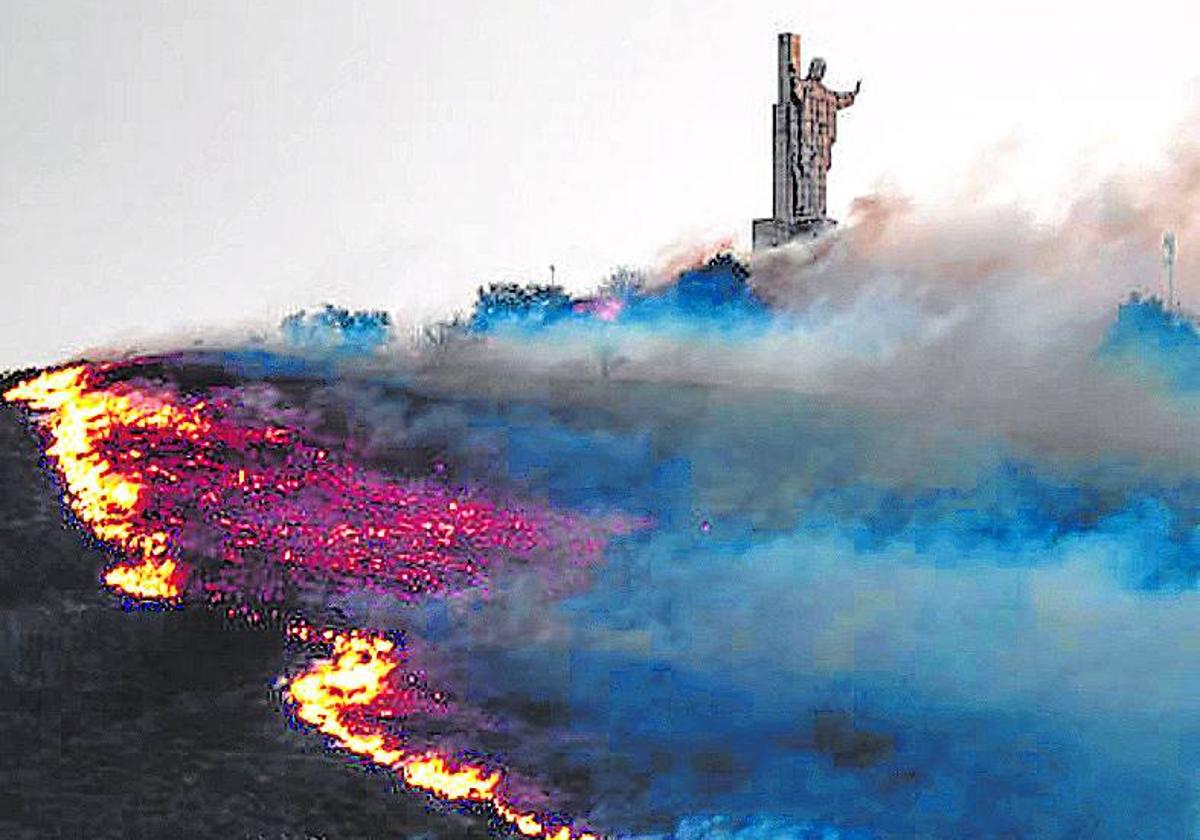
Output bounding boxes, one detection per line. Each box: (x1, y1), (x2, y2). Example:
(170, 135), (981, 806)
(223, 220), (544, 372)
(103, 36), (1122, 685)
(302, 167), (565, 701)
(752, 33), (859, 251)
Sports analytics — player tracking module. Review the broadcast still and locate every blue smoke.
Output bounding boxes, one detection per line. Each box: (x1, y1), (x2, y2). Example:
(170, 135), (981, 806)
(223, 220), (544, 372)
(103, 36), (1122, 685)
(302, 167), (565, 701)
(293, 353), (1200, 838)
(1102, 293), (1200, 391)
(191, 255), (1200, 839)
(641, 813), (870, 839)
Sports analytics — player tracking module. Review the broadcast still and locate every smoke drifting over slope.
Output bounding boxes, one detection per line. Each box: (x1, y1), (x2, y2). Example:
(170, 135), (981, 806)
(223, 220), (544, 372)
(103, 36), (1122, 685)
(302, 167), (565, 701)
(6, 119), (1200, 839)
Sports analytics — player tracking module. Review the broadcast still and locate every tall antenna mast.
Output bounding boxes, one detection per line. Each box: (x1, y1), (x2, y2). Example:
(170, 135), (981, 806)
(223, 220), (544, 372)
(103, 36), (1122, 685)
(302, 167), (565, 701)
(1162, 230), (1177, 310)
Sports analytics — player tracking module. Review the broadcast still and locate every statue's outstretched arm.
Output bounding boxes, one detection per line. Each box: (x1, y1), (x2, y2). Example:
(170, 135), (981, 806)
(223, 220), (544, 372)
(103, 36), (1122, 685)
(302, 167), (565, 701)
(835, 80), (862, 108)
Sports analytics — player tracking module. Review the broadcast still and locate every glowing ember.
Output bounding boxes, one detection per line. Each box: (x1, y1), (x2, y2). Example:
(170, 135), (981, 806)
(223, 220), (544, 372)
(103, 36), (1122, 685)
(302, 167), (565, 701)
(572, 297), (626, 322)
(3, 363), (600, 606)
(4, 361), (610, 839)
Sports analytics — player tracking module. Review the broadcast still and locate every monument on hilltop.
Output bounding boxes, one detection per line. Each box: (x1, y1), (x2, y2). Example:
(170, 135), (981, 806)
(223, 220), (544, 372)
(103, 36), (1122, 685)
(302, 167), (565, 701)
(752, 33), (861, 250)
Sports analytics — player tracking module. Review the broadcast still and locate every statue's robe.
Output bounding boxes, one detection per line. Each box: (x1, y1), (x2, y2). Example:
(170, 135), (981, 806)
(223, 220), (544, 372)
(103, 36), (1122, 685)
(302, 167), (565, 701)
(791, 78), (856, 219)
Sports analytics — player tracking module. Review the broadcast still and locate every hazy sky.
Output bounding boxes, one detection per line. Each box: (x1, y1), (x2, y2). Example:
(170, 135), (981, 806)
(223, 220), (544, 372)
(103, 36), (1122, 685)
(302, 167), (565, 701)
(2, 0), (1198, 369)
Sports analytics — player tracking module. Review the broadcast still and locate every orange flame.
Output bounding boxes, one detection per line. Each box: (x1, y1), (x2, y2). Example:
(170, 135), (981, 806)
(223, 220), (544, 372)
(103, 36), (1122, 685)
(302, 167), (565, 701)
(285, 626), (599, 839)
(4, 365), (196, 599)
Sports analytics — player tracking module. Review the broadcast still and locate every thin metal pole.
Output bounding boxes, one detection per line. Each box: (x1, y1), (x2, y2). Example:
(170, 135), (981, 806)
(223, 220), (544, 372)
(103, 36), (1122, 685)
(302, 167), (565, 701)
(1163, 231), (1177, 310)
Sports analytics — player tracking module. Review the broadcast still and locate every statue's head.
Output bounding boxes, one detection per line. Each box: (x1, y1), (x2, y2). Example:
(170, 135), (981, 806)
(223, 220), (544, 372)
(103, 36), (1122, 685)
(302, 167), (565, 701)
(808, 57), (827, 81)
